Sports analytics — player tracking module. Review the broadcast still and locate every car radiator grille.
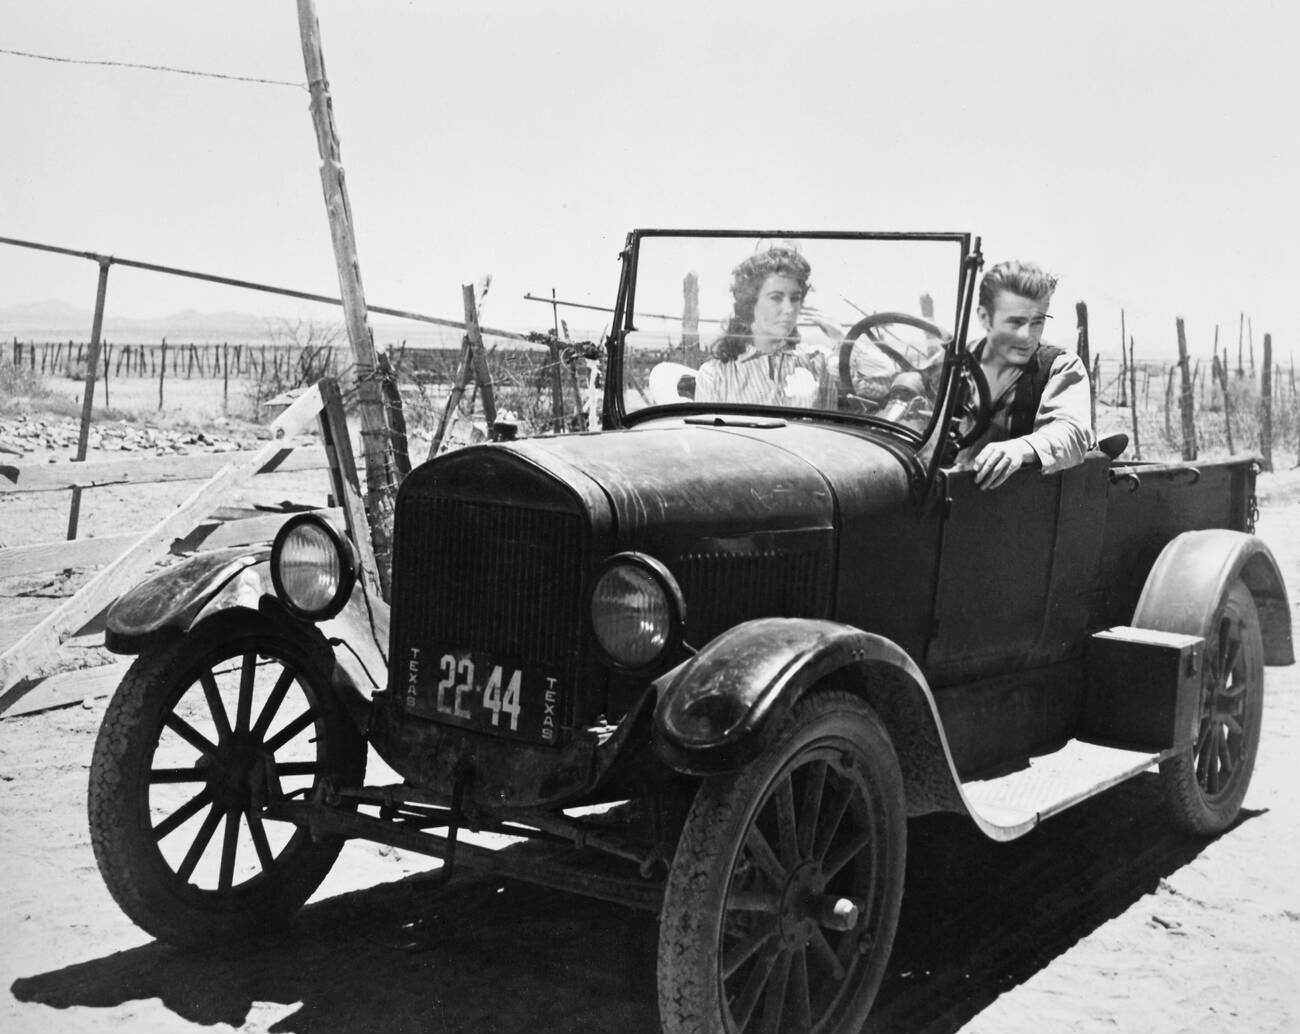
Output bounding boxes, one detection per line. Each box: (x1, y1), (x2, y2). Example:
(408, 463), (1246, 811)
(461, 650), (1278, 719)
(389, 496), (586, 685)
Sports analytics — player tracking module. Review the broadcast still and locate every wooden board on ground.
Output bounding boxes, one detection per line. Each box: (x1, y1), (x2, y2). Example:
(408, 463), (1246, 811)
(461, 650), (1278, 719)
(0, 660), (129, 719)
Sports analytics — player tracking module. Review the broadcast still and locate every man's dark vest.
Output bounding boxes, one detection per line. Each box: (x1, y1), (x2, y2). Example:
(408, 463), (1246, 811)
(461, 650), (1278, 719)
(971, 339), (1064, 436)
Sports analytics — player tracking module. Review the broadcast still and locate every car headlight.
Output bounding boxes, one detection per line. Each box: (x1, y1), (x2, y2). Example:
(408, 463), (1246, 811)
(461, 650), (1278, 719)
(589, 552), (685, 671)
(270, 514), (357, 621)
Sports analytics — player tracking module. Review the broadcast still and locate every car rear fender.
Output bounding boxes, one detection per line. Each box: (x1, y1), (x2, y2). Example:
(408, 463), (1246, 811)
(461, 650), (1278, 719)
(104, 547), (388, 732)
(651, 617), (966, 816)
(1133, 529), (1294, 664)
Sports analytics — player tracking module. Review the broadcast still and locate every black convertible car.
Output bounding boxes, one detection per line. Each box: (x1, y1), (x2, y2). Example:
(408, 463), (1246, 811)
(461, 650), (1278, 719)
(90, 230), (1292, 1034)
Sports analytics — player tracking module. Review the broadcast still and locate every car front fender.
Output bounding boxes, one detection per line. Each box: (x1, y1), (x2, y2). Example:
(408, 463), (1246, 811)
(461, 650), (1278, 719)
(651, 617), (966, 816)
(1133, 529), (1294, 665)
(104, 547), (389, 731)
(105, 546), (271, 654)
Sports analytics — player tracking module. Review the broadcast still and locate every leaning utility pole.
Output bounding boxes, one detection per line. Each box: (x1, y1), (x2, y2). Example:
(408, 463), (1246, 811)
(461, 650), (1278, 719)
(297, 0), (395, 596)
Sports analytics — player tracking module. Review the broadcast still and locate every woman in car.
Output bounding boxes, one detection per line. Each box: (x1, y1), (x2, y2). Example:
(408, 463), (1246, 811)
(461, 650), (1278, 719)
(694, 246), (840, 408)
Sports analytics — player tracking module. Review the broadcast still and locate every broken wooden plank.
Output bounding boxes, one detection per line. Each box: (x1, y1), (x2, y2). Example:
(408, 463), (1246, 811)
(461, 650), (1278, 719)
(0, 384), (326, 698)
(318, 379), (384, 599)
(0, 508), (345, 578)
(0, 443), (339, 494)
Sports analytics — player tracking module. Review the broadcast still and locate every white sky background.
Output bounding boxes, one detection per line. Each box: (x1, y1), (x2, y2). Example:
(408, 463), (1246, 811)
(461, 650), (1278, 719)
(2, 0), (1297, 360)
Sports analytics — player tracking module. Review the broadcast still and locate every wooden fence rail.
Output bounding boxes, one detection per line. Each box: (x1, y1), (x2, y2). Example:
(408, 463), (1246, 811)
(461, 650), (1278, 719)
(0, 380), (378, 711)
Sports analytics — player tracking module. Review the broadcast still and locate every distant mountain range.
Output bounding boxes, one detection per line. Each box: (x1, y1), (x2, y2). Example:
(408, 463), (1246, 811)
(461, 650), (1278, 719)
(0, 299), (303, 341)
(0, 299), (461, 348)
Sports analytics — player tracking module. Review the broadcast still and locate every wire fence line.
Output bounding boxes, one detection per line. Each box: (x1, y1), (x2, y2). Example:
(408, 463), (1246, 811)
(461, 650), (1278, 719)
(0, 46), (305, 90)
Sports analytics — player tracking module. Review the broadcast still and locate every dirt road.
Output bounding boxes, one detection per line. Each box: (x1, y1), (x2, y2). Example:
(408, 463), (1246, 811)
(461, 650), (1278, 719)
(2, 477), (1298, 1034)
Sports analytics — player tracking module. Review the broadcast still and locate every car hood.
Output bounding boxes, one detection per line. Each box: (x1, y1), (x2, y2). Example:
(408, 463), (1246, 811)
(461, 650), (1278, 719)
(507, 418), (918, 548)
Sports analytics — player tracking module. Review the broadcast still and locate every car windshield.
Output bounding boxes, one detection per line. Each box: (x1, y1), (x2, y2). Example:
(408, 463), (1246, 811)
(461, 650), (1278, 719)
(618, 232), (968, 436)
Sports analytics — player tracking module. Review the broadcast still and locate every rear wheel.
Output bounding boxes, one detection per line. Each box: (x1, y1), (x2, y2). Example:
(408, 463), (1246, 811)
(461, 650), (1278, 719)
(658, 691), (906, 1034)
(88, 614), (366, 946)
(1158, 580), (1264, 834)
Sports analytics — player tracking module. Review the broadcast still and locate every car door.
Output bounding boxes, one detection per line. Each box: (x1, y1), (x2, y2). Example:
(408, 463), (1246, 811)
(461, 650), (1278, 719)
(923, 454), (1110, 686)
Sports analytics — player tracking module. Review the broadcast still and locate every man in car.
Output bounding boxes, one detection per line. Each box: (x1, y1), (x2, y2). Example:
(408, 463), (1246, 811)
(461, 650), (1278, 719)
(957, 260), (1095, 490)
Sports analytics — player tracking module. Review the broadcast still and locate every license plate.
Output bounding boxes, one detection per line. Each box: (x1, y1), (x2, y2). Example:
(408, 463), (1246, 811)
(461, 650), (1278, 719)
(402, 645), (563, 744)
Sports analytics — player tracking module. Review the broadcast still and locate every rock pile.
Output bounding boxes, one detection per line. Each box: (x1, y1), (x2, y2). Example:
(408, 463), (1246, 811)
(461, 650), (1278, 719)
(0, 415), (268, 458)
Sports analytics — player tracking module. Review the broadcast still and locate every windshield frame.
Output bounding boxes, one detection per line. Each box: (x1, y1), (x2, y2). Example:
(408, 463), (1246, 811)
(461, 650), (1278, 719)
(605, 229), (976, 448)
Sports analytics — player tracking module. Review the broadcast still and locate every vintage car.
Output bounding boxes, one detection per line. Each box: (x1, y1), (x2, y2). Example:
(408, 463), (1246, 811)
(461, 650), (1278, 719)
(89, 230), (1293, 1034)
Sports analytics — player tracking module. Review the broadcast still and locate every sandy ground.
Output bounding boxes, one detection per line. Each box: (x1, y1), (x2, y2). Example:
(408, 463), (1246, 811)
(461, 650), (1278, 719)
(2, 377), (1299, 1033)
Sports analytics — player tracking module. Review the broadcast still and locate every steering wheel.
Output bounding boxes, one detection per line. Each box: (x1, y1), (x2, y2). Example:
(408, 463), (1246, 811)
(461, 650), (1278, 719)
(837, 311), (949, 419)
(837, 311), (948, 396)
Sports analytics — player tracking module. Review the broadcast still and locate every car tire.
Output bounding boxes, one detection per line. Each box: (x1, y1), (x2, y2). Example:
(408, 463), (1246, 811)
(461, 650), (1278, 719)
(87, 613), (366, 947)
(1158, 579), (1264, 835)
(658, 690), (906, 1034)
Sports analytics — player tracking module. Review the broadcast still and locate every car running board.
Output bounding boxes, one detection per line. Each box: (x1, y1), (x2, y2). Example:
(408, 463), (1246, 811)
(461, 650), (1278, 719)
(959, 739), (1165, 841)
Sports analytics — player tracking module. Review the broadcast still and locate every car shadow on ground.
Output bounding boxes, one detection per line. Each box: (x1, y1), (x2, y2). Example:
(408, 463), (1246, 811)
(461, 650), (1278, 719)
(11, 773), (1256, 1034)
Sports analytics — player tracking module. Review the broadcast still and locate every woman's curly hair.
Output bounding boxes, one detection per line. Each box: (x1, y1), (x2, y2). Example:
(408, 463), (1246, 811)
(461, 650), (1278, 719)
(713, 246), (813, 361)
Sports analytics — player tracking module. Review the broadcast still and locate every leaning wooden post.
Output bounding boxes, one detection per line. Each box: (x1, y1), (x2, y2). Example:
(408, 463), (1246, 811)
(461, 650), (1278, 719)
(462, 283), (497, 429)
(1075, 301), (1095, 430)
(298, 0), (395, 596)
(1260, 332), (1273, 471)
(1128, 335), (1141, 460)
(67, 258), (111, 540)
(1176, 317), (1197, 460)
(318, 378), (383, 600)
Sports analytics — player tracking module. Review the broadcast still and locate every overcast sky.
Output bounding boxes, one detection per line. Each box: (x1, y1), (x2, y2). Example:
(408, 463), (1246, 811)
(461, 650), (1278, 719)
(3, 0), (1297, 359)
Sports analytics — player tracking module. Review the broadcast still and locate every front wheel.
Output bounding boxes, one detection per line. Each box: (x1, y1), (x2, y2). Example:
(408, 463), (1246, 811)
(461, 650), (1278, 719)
(658, 691), (906, 1034)
(87, 614), (366, 946)
(1158, 580), (1264, 834)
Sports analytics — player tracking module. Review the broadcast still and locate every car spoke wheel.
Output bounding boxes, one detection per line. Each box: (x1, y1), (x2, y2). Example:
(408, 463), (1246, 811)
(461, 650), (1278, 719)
(1158, 580), (1264, 835)
(659, 691), (906, 1034)
(88, 614), (365, 946)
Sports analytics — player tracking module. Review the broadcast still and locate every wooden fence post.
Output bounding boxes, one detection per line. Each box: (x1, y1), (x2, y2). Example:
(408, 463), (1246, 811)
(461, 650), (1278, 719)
(1237, 313), (1244, 377)
(682, 272), (700, 354)
(1215, 354), (1236, 454)
(1164, 365), (1175, 442)
(1260, 332), (1273, 471)
(377, 351), (411, 478)
(158, 338), (168, 410)
(544, 336), (565, 431)
(1176, 317), (1197, 460)
(1118, 309), (1128, 407)
(1128, 335), (1141, 459)
(463, 282), (497, 429)
(66, 258), (111, 540)
(298, 0), (397, 589)
(1075, 301), (1095, 430)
